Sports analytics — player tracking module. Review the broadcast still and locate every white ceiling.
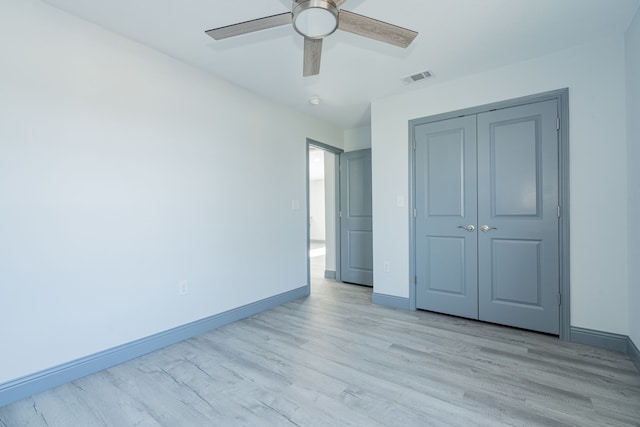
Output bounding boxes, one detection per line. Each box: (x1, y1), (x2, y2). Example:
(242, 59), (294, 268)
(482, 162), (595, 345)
(41, 0), (639, 129)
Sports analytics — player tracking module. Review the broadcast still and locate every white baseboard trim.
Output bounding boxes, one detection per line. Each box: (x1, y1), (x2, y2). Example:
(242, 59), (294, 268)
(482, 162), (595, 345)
(0, 285), (309, 408)
(324, 270), (336, 280)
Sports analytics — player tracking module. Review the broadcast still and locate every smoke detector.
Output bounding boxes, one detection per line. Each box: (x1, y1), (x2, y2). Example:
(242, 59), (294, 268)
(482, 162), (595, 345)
(309, 95), (321, 105)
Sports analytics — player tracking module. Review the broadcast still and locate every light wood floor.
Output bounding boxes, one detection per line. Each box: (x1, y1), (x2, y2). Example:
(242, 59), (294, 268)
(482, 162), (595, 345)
(1, 258), (639, 426)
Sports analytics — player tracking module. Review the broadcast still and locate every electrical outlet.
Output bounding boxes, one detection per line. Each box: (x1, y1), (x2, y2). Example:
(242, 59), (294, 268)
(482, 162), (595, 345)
(179, 280), (189, 295)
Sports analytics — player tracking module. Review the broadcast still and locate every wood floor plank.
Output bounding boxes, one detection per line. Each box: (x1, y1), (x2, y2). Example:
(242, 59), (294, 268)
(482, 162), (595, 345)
(1, 267), (639, 426)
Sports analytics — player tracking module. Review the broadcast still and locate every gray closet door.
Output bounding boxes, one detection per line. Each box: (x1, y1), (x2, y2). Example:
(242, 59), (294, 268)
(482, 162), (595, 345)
(340, 149), (373, 286)
(414, 100), (560, 335)
(477, 100), (559, 334)
(415, 116), (478, 318)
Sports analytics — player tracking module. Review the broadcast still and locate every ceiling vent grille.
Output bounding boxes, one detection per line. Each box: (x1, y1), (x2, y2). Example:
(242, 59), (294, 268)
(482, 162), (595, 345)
(401, 70), (433, 86)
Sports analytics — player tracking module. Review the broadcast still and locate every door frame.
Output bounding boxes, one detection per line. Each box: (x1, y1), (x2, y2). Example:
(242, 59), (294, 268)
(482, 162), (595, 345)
(306, 139), (344, 288)
(408, 89), (571, 340)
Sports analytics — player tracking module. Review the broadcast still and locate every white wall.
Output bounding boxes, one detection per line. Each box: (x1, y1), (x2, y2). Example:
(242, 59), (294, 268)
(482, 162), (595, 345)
(344, 125), (372, 152)
(371, 35), (630, 335)
(0, 0), (343, 384)
(626, 8), (640, 348)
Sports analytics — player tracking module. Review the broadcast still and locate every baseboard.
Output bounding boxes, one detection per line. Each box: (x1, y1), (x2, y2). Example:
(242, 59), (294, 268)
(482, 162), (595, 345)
(372, 292), (411, 310)
(324, 270), (336, 280)
(0, 285), (309, 408)
(570, 327), (629, 353)
(628, 337), (640, 372)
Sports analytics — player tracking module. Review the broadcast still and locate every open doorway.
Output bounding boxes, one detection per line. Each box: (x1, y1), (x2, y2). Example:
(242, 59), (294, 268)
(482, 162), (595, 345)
(307, 140), (342, 287)
(309, 147), (328, 281)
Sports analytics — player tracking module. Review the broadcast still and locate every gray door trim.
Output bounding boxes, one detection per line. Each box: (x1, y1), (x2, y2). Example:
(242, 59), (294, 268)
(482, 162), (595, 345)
(408, 88), (570, 340)
(306, 139), (344, 289)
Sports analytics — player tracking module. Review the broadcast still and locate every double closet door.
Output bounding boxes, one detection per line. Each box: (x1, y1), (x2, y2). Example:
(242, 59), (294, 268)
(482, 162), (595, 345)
(414, 100), (560, 335)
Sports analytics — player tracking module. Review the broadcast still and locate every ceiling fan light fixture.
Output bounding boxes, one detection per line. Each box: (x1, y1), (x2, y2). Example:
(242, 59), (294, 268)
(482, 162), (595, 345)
(293, 0), (339, 39)
(206, 0), (418, 77)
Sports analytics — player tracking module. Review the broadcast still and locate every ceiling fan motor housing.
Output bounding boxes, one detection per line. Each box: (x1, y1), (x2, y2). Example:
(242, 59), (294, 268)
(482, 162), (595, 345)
(293, 0), (339, 39)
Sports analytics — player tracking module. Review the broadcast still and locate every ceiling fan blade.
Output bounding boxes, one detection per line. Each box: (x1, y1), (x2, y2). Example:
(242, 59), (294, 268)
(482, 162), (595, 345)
(338, 10), (417, 48)
(303, 38), (323, 77)
(205, 12), (292, 40)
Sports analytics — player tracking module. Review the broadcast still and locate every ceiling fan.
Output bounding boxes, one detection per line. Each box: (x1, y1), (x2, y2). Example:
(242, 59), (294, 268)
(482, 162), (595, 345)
(205, 0), (418, 77)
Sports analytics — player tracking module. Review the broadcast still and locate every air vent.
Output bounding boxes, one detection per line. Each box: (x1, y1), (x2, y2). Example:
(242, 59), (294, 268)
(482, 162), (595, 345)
(401, 70), (433, 86)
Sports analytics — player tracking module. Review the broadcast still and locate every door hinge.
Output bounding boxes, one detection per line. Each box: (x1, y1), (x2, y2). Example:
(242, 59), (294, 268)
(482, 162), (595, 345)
(339, 211), (342, 218)
(556, 117), (560, 130)
(413, 142), (416, 150)
(558, 293), (562, 306)
(557, 205), (561, 218)
(413, 208), (417, 218)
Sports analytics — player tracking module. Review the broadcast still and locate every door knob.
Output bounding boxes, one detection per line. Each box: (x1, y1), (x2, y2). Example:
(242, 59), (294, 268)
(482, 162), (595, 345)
(458, 225), (475, 232)
(480, 225), (497, 232)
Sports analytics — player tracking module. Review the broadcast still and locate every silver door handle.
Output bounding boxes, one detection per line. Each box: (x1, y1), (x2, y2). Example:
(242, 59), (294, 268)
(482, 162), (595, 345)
(480, 225), (497, 232)
(458, 225), (475, 232)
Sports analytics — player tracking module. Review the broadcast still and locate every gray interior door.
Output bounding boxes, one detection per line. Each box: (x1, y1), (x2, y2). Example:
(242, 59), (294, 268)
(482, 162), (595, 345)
(415, 116), (478, 318)
(414, 100), (560, 335)
(340, 149), (373, 286)
(477, 100), (559, 334)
